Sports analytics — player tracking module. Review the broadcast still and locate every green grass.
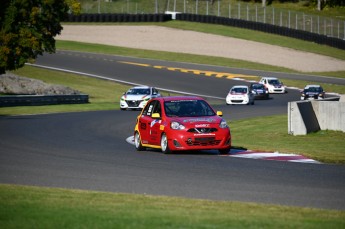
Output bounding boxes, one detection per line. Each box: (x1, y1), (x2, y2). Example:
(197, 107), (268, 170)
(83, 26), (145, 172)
(1, 184), (344, 229)
(231, 115), (345, 164)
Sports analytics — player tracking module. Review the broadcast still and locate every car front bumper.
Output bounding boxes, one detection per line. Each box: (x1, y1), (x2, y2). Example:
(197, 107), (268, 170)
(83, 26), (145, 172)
(167, 130), (231, 151)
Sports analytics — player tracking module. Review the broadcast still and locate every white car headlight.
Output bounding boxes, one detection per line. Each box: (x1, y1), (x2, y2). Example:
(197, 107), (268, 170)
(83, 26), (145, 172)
(171, 121), (185, 130)
(219, 119), (228, 129)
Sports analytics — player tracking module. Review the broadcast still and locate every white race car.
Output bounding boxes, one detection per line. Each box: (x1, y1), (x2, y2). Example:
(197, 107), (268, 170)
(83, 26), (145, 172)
(226, 85), (255, 105)
(120, 86), (160, 110)
(259, 77), (286, 94)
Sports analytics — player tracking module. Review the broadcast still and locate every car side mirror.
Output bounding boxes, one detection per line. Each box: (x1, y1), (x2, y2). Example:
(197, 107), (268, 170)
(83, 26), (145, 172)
(216, 111), (223, 117)
(152, 113), (161, 119)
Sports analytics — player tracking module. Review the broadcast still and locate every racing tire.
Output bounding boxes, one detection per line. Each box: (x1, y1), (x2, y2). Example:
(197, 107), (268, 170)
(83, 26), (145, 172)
(120, 108), (126, 111)
(218, 148), (231, 155)
(134, 131), (145, 151)
(160, 133), (171, 154)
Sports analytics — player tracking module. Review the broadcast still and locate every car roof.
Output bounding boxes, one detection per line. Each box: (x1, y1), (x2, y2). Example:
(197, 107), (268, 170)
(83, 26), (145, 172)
(130, 85), (151, 89)
(304, 85), (321, 88)
(251, 83), (264, 85)
(261, 77), (278, 80)
(231, 85), (249, 89)
(155, 96), (204, 102)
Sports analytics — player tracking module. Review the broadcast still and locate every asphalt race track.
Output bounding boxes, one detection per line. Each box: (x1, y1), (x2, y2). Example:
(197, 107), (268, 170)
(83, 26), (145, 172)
(1, 51), (345, 210)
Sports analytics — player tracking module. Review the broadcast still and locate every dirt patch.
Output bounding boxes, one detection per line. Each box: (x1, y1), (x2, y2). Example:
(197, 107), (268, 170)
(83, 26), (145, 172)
(57, 25), (345, 72)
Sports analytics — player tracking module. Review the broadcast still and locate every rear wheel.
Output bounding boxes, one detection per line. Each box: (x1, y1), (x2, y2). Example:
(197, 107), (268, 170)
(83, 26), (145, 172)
(161, 133), (171, 154)
(134, 131), (145, 151)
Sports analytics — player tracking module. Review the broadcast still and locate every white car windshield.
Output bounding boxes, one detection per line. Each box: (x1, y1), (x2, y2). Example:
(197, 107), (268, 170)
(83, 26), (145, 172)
(127, 88), (150, 95)
(268, 80), (281, 85)
(231, 88), (247, 93)
(305, 87), (322, 92)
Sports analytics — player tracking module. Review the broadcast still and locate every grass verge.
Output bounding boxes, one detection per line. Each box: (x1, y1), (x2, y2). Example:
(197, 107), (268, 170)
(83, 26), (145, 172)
(231, 115), (345, 164)
(1, 184), (344, 229)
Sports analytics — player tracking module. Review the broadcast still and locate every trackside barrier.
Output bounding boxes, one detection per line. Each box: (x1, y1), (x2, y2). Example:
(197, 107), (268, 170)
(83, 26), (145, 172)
(288, 96), (344, 135)
(175, 14), (345, 50)
(64, 13), (172, 23)
(0, 94), (89, 107)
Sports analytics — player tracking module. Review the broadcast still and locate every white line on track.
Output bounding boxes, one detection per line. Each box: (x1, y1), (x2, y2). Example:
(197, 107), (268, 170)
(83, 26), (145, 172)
(26, 63), (224, 100)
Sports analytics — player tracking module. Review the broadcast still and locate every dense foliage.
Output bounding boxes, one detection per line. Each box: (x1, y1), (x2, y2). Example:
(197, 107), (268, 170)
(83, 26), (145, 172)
(0, 0), (80, 74)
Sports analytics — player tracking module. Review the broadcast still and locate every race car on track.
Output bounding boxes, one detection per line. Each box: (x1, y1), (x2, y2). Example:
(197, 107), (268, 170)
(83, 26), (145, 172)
(134, 96), (231, 154)
(249, 83), (269, 100)
(259, 77), (286, 94)
(120, 86), (161, 110)
(226, 85), (255, 105)
(300, 85), (325, 100)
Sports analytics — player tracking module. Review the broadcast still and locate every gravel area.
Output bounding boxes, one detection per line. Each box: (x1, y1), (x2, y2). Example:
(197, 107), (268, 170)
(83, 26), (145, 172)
(57, 25), (345, 73)
(0, 73), (80, 95)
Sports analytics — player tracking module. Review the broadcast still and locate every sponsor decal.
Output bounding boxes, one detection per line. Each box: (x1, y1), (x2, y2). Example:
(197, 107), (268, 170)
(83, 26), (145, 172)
(193, 133), (215, 136)
(150, 119), (159, 127)
(160, 125), (164, 131)
(183, 118), (216, 123)
(195, 124), (210, 128)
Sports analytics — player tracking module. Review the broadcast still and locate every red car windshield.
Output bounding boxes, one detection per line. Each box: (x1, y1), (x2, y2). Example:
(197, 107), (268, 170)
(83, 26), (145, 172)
(164, 100), (216, 117)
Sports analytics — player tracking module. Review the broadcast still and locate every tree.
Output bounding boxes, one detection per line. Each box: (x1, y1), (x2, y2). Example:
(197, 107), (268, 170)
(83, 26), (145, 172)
(0, 0), (80, 74)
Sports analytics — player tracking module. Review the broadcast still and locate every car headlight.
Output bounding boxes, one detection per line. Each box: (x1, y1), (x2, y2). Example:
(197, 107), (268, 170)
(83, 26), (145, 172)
(219, 119), (228, 129)
(120, 97), (125, 101)
(143, 97), (151, 101)
(171, 121), (185, 130)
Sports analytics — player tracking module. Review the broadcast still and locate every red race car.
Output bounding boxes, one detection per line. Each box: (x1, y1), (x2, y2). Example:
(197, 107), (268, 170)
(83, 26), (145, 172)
(134, 96), (231, 154)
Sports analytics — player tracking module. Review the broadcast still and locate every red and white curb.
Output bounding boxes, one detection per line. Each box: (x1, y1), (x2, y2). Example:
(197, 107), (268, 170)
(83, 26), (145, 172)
(224, 149), (321, 164)
(127, 136), (320, 163)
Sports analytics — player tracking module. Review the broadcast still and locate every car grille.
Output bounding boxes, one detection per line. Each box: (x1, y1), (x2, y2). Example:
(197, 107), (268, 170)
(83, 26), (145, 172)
(185, 137), (221, 146)
(126, 100), (142, 107)
(187, 128), (217, 133)
(231, 100), (244, 103)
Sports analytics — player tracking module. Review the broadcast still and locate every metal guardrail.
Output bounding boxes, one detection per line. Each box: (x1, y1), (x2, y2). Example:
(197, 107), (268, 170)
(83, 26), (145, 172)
(78, 0), (345, 41)
(63, 13), (345, 50)
(0, 94), (89, 107)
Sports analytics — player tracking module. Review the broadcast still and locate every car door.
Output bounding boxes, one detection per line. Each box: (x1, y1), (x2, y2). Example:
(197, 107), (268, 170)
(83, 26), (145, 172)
(148, 100), (162, 145)
(138, 100), (156, 145)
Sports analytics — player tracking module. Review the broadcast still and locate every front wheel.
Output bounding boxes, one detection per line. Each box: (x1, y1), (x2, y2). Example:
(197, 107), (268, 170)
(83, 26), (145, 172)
(161, 133), (171, 154)
(219, 148), (231, 155)
(134, 131), (145, 151)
